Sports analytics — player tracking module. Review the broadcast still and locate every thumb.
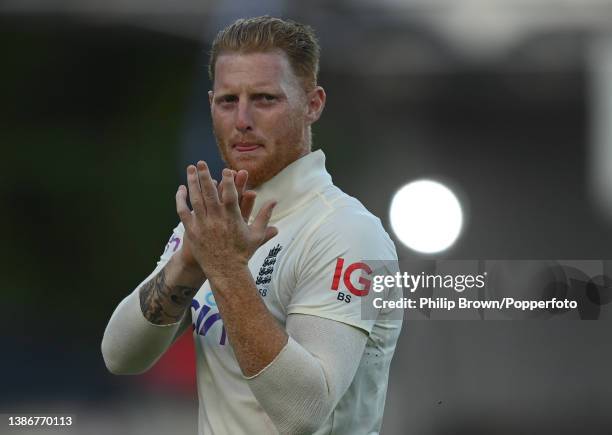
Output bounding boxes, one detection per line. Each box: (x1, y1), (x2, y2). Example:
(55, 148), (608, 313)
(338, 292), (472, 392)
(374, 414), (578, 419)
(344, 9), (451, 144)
(240, 190), (257, 222)
(251, 200), (277, 235)
(261, 226), (279, 245)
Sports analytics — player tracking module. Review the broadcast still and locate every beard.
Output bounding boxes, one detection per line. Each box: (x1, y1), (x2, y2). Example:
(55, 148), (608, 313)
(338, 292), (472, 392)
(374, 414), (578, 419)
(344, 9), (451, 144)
(213, 119), (308, 189)
(216, 140), (307, 189)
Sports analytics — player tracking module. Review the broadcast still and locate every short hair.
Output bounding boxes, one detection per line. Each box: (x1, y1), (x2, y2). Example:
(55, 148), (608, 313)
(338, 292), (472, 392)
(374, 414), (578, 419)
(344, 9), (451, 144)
(208, 16), (320, 91)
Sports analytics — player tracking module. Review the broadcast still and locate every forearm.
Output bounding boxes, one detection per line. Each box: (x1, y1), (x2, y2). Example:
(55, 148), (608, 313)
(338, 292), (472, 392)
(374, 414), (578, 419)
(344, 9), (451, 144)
(101, 287), (191, 375)
(246, 314), (368, 434)
(209, 265), (288, 377)
(248, 337), (329, 434)
(101, 255), (204, 375)
(139, 255), (205, 325)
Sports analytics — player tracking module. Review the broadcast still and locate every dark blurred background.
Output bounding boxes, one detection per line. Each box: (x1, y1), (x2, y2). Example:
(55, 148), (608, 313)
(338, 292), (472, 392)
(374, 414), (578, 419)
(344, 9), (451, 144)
(1, 1), (612, 434)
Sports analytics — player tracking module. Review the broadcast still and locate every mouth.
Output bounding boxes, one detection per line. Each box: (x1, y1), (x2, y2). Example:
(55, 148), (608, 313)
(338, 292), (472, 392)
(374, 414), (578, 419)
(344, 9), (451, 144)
(233, 142), (263, 153)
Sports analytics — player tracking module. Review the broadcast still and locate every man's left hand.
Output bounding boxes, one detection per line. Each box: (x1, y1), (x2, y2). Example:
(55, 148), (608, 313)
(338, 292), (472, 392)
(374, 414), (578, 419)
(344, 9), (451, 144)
(175, 161), (278, 283)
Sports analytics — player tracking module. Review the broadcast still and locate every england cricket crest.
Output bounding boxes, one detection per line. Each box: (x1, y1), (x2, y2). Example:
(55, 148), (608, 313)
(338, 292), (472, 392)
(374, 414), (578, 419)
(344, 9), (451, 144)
(255, 244), (282, 297)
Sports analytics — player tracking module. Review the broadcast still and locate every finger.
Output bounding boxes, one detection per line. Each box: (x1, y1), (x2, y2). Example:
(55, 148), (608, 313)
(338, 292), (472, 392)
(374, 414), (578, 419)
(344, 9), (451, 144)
(251, 200), (277, 235)
(235, 169), (248, 196)
(240, 190), (256, 222)
(186, 165), (205, 215)
(221, 168), (240, 212)
(196, 161), (220, 211)
(213, 179), (221, 203)
(216, 178), (224, 200)
(261, 226), (278, 245)
(175, 185), (192, 226)
(234, 170), (248, 215)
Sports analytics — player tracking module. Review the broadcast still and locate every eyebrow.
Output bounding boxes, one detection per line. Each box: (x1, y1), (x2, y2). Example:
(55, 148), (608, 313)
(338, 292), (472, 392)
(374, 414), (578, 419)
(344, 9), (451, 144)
(213, 88), (284, 100)
(213, 93), (236, 101)
(213, 79), (283, 94)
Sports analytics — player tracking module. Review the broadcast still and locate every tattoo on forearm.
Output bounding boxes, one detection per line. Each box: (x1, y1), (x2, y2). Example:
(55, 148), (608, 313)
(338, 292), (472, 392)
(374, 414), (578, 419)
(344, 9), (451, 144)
(139, 267), (198, 325)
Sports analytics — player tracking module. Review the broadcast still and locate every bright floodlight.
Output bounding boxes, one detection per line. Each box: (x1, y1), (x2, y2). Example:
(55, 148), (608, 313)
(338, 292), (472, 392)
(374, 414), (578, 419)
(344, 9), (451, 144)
(390, 180), (463, 254)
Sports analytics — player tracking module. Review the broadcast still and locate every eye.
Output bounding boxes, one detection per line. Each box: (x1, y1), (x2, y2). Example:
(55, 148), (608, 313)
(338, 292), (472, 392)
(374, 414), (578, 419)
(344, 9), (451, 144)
(254, 93), (277, 102)
(218, 95), (237, 104)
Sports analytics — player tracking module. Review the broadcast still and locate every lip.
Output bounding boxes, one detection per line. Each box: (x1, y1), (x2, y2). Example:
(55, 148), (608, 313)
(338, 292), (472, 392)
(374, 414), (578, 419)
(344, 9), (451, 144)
(233, 142), (262, 152)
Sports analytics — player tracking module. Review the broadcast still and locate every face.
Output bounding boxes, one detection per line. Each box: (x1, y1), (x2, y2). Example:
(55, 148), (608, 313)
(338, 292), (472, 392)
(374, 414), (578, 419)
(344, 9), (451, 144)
(209, 50), (325, 188)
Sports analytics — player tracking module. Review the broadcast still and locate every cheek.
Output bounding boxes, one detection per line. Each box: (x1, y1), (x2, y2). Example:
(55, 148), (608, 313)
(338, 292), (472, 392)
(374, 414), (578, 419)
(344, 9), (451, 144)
(270, 119), (294, 144)
(286, 112), (305, 139)
(272, 109), (303, 137)
(211, 111), (232, 135)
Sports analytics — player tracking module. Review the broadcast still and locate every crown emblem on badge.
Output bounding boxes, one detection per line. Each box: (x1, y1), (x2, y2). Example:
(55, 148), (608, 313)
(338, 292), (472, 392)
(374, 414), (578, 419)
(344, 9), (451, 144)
(256, 244), (283, 296)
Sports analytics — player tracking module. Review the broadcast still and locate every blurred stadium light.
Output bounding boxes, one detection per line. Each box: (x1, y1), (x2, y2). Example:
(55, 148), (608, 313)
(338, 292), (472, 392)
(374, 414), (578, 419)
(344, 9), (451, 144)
(370, 0), (612, 57)
(390, 179), (463, 254)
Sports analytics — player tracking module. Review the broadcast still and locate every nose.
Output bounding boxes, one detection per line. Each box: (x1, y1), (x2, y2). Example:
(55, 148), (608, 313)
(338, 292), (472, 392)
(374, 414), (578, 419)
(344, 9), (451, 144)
(235, 99), (253, 133)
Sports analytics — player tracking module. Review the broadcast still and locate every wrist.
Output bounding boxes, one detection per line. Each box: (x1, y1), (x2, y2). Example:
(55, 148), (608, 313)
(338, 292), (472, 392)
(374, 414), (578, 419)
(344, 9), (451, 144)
(207, 263), (251, 290)
(167, 254), (206, 288)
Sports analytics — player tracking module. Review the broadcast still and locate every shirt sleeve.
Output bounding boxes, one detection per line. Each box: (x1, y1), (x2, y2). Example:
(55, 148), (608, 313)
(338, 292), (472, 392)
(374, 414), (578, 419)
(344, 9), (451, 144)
(287, 207), (398, 335)
(101, 222), (191, 375)
(245, 313), (368, 434)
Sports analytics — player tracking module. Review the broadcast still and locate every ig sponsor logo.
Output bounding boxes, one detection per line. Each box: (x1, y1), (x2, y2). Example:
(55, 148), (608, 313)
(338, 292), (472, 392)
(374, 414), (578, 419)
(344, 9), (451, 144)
(330, 258), (372, 303)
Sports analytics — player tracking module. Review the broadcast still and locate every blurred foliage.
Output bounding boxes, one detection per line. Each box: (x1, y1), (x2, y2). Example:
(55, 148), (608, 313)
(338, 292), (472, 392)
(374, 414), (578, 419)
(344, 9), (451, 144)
(0, 18), (202, 339)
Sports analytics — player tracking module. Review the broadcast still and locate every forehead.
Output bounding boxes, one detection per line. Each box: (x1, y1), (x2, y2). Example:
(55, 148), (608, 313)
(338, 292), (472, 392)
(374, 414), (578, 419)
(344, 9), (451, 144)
(213, 50), (300, 92)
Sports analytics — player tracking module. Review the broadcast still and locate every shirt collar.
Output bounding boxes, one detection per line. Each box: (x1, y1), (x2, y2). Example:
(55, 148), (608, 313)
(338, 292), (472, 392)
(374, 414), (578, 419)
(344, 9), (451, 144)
(250, 149), (332, 223)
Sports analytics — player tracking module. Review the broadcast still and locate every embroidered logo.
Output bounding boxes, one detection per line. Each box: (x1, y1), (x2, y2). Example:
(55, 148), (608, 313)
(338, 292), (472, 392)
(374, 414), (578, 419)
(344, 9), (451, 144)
(256, 244), (282, 297)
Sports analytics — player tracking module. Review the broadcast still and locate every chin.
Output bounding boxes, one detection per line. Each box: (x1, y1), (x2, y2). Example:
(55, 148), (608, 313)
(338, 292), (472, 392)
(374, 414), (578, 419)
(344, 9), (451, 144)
(228, 155), (260, 172)
(220, 157), (262, 186)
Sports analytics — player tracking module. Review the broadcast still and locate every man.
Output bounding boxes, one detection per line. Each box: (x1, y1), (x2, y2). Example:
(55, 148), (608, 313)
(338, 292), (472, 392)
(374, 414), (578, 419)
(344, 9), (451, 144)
(102, 16), (402, 435)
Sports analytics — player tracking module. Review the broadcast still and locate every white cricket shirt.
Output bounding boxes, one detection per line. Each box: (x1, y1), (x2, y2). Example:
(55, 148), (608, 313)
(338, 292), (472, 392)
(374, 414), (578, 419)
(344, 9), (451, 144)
(160, 150), (402, 434)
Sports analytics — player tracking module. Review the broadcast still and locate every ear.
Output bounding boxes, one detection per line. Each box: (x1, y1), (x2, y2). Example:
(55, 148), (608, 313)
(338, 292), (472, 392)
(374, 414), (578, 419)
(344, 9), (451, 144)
(305, 86), (326, 125)
(208, 90), (214, 106)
